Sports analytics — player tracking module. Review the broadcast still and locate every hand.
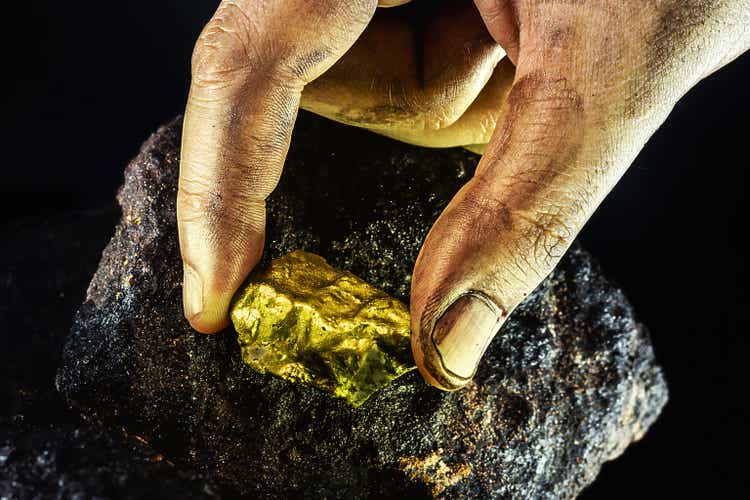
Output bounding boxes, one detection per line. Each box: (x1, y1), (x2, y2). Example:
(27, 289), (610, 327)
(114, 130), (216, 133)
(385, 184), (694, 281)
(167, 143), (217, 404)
(178, 0), (749, 390)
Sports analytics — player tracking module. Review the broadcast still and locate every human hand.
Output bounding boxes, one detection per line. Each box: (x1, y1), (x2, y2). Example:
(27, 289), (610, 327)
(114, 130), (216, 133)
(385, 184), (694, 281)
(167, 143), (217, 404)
(178, 0), (749, 390)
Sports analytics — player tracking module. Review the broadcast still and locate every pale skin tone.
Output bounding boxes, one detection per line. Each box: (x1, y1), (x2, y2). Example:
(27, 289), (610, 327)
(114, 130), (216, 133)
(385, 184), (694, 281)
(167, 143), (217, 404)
(179, 0), (750, 390)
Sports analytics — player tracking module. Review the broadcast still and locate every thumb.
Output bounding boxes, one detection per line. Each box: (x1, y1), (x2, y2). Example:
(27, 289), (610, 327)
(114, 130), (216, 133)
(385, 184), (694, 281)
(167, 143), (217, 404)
(410, 60), (672, 390)
(416, 0), (750, 390)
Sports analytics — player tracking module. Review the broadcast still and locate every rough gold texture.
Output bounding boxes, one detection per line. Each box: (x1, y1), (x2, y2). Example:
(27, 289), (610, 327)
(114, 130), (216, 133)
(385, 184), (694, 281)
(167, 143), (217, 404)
(230, 251), (415, 407)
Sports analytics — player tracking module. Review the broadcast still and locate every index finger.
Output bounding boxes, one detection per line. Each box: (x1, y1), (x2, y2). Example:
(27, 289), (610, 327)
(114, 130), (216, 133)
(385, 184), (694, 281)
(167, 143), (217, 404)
(178, 0), (378, 333)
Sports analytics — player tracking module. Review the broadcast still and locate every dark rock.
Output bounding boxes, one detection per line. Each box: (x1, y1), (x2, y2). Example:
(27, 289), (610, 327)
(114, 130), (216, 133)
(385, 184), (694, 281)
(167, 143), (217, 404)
(56, 113), (668, 498)
(0, 420), (225, 499)
(0, 210), (226, 498)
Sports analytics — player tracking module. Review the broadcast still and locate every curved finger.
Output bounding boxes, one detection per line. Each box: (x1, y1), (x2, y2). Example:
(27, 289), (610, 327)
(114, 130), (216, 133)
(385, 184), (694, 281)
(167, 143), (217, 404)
(377, 57), (514, 149)
(300, 0), (506, 140)
(179, 0), (378, 333)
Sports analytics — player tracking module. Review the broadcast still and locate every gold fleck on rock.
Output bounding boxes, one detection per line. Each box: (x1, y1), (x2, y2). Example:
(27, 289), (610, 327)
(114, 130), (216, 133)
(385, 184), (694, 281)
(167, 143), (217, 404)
(398, 449), (473, 496)
(230, 250), (415, 407)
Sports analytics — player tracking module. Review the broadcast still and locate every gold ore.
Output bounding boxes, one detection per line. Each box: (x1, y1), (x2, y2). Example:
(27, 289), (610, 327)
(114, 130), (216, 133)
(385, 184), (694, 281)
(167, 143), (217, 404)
(230, 251), (415, 407)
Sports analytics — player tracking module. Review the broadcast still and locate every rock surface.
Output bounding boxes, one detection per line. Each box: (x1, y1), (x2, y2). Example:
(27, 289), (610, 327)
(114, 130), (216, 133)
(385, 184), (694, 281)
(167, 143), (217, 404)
(0, 420), (224, 499)
(56, 113), (668, 498)
(1, 209), (226, 498)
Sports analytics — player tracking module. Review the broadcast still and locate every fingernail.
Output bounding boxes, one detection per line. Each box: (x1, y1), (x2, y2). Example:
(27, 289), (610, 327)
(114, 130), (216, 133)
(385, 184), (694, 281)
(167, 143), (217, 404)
(432, 292), (502, 382)
(183, 264), (204, 319)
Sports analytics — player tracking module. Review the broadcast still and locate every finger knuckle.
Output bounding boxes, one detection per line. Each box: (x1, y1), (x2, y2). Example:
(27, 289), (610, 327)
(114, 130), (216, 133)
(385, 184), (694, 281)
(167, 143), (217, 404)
(466, 195), (576, 292)
(513, 205), (576, 272)
(340, 0), (379, 26)
(475, 206), (573, 306)
(421, 103), (466, 132)
(191, 1), (260, 90)
(178, 175), (264, 234)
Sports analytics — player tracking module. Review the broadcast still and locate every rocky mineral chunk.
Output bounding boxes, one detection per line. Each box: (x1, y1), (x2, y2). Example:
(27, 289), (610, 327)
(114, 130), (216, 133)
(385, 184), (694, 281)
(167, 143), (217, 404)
(232, 250), (414, 407)
(56, 112), (668, 498)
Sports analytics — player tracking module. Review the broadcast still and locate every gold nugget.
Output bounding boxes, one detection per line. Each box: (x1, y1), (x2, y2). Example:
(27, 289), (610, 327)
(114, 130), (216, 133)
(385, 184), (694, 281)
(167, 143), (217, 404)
(230, 251), (415, 407)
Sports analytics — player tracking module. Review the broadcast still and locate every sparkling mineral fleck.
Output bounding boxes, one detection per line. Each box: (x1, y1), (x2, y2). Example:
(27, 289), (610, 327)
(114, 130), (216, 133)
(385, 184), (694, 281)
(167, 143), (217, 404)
(230, 251), (415, 407)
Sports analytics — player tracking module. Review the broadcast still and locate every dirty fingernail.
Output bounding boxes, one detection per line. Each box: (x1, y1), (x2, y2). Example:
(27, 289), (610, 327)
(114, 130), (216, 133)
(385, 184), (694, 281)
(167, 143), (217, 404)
(183, 265), (204, 320)
(432, 293), (502, 383)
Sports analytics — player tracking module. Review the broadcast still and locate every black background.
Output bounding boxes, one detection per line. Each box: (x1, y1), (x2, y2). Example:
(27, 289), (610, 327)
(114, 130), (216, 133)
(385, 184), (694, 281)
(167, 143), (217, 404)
(2, 1), (748, 497)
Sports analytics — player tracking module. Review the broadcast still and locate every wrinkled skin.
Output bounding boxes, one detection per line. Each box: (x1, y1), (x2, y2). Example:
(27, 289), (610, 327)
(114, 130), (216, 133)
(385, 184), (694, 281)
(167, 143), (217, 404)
(178, 0), (750, 390)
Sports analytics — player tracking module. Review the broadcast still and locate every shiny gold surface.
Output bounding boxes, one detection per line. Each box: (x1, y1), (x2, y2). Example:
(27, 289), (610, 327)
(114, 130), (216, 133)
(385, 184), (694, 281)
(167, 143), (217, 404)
(230, 251), (415, 407)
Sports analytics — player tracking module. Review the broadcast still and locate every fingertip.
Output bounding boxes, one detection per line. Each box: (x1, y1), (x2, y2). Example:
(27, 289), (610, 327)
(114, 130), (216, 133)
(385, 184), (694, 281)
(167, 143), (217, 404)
(182, 264), (204, 320)
(181, 261), (244, 335)
(178, 198), (266, 336)
(182, 287), (234, 334)
(186, 312), (231, 335)
(412, 333), (471, 392)
(412, 291), (503, 392)
(474, 0), (520, 65)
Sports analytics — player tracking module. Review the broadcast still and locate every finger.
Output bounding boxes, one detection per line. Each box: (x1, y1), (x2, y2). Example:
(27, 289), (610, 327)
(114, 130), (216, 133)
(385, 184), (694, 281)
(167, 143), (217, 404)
(376, 57), (514, 149)
(300, 0), (506, 144)
(409, 4), (688, 390)
(179, 0), (377, 333)
(473, 0), (520, 64)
